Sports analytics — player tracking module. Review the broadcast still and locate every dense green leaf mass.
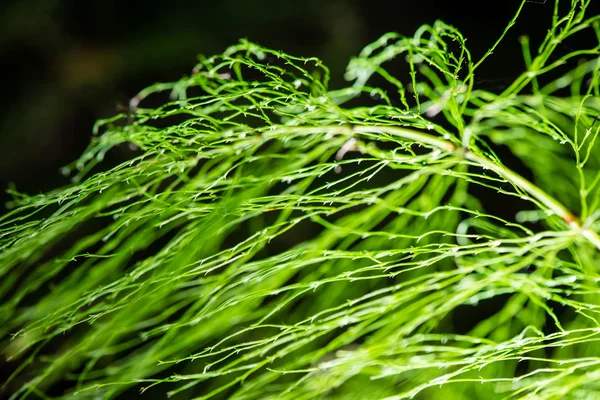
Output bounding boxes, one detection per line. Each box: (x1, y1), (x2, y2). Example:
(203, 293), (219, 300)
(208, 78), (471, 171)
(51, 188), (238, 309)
(2, 1), (600, 399)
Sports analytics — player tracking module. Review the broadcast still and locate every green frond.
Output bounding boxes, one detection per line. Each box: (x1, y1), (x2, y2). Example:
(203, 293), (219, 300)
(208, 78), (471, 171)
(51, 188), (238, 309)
(2, 1), (600, 399)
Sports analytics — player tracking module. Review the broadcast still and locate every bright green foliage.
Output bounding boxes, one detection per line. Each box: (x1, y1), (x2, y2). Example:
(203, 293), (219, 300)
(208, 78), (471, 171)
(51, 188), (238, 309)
(2, 1), (600, 399)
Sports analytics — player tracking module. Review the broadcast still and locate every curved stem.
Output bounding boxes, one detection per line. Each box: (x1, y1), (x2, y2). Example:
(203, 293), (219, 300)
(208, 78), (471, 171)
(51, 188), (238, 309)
(463, 151), (577, 225)
(464, 150), (600, 248)
(344, 124), (600, 250)
(351, 125), (457, 152)
(264, 123), (600, 250)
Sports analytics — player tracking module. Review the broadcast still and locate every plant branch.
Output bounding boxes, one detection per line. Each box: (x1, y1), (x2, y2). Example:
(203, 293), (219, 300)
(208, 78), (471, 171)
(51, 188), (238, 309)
(294, 123), (600, 250)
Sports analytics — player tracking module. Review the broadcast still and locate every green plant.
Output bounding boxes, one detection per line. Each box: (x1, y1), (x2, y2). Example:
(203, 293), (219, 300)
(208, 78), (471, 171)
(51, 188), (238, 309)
(2, 1), (600, 398)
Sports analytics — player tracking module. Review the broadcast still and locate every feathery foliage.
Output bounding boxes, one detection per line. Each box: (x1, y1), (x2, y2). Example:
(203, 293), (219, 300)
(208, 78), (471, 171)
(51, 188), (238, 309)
(2, 1), (600, 399)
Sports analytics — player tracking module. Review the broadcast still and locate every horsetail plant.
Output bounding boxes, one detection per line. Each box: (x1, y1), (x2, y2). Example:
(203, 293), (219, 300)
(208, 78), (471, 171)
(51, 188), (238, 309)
(2, 0), (600, 399)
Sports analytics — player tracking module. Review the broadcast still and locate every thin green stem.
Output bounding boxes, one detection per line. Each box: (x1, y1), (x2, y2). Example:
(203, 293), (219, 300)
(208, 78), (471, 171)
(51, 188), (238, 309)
(350, 125), (457, 152)
(324, 124), (600, 250)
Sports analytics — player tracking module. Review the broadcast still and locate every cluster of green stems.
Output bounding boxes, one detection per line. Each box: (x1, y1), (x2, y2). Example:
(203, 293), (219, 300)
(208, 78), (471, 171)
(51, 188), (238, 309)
(269, 123), (600, 250)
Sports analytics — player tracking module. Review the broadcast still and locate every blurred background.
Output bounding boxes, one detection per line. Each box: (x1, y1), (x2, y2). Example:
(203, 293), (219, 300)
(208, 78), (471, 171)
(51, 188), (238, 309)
(0, 0), (593, 208)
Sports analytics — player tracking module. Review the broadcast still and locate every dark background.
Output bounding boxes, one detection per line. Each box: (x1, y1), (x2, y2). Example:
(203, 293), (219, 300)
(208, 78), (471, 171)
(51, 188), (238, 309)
(0, 0), (593, 207)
